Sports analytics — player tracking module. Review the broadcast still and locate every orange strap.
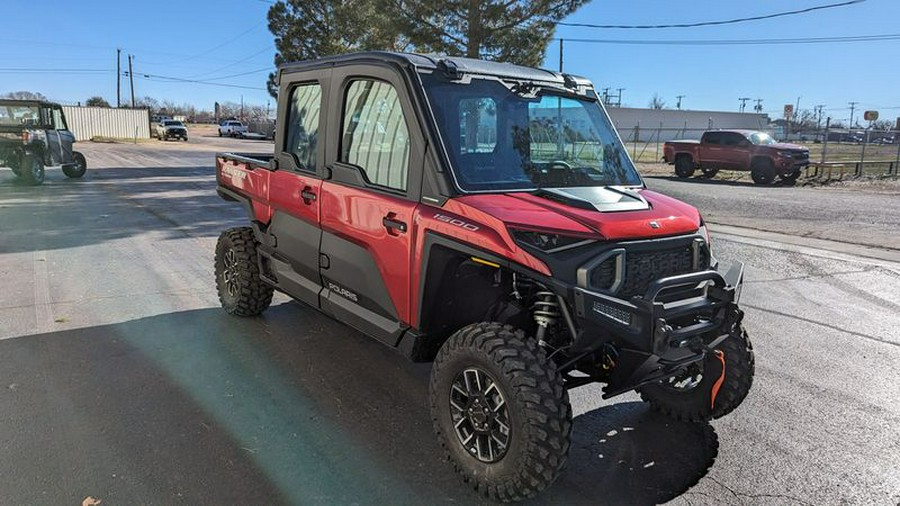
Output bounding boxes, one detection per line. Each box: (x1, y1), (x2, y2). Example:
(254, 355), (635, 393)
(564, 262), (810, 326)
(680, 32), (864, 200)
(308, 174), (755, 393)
(710, 350), (726, 410)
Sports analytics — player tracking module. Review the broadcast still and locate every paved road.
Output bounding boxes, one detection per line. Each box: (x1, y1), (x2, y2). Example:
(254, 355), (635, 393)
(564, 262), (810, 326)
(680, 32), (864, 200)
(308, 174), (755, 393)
(1, 136), (898, 505)
(645, 175), (900, 252)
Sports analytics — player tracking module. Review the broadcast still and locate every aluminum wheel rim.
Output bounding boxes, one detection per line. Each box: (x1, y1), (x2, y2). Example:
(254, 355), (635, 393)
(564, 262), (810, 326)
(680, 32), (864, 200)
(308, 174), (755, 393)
(222, 249), (239, 297)
(32, 159), (42, 179)
(449, 367), (511, 463)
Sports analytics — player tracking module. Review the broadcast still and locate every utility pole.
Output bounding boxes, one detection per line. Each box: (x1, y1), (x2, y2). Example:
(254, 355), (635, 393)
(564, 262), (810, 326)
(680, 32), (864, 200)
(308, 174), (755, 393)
(754, 98), (763, 113)
(558, 38), (564, 72)
(815, 105), (825, 131)
(848, 101), (858, 128)
(240, 95), (244, 122)
(616, 88), (625, 107)
(116, 48), (121, 108)
(739, 97), (750, 113)
(676, 95), (685, 110)
(601, 87), (610, 105)
(127, 54), (135, 108)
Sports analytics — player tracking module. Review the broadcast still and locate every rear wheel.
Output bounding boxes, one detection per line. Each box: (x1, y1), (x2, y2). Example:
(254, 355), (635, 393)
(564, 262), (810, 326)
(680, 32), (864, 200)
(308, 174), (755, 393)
(20, 153), (44, 186)
(674, 156), (695, 178)
(750, 158), (776, 185)
(63, 152), (87, 178)
(640, 325), (754, 422)
(431, 322), (572, 502)
(215, 227), (273, 316)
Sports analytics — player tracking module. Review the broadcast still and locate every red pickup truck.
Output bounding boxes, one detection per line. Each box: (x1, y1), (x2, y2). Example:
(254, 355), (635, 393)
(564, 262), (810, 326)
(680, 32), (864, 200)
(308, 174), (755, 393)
(663, 130), (809, 184)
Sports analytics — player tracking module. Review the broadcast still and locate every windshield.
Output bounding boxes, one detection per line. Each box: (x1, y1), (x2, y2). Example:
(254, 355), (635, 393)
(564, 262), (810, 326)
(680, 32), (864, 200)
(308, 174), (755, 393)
(749, 132), (776, 145)
(164, 120), (184, 126)
(0, 105), (40, 126)
(422, 74), (642, 192)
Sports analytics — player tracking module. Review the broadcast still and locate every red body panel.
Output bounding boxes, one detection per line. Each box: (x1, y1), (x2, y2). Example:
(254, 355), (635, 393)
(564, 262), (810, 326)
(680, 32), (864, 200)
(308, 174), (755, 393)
(320, 182), (418, 324)
(664, 131), (808, 174)
(216, 156), (273, 223)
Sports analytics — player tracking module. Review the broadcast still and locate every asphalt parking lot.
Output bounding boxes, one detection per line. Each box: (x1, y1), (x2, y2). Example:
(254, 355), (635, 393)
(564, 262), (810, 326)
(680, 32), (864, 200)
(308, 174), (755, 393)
(0, 131), (898, 505)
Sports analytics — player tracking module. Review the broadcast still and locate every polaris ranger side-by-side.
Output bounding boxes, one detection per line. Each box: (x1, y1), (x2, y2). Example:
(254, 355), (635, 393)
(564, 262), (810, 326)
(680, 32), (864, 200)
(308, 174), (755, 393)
(214, 52), (754, 502)
(0, 100), (87, 185)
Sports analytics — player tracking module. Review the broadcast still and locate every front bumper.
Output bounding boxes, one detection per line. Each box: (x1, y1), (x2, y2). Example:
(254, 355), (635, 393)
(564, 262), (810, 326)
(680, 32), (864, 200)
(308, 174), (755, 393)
(567, 262), (745, 397)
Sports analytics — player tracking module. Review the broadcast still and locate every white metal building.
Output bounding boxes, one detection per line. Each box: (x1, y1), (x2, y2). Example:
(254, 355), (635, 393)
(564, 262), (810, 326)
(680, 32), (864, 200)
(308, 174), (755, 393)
(605, 107), (771, 142)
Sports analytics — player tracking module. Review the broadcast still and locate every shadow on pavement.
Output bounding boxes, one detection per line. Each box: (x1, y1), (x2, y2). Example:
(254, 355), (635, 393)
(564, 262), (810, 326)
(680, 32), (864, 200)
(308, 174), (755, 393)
(0, 304), (719, 505)
(645, 174), (798, 188)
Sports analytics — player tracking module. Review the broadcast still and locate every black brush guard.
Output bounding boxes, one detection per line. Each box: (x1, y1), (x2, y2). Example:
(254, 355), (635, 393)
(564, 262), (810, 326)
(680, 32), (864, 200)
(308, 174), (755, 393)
(564, 263), (744, 398)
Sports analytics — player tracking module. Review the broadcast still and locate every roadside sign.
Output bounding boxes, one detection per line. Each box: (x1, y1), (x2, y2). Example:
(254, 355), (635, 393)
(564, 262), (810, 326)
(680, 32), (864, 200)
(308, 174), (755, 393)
(783, 104), (794, 119)
(863, 110), (878, 121)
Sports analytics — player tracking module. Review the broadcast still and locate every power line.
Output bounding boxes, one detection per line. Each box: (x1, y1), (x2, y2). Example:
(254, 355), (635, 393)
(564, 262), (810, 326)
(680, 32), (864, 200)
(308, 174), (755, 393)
(133, 71), (267, 91)
(558, 33), (900, 46)
(558, 1), (864, 29)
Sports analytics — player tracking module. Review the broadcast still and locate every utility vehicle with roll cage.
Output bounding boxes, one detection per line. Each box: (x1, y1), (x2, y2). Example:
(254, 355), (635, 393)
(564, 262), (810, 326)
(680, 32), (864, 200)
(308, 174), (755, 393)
(0, 99), (87, 185)
(213, 52), (754, 502)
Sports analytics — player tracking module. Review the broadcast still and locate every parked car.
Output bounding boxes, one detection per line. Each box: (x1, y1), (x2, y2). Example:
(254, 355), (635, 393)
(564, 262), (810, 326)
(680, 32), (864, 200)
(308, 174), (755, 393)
(0, 99), (87, 185)
(218, 120), (247, 137)
(154, 120), (188, 141)
(214, 52), (754, 502)
(664, 129), (809, 184)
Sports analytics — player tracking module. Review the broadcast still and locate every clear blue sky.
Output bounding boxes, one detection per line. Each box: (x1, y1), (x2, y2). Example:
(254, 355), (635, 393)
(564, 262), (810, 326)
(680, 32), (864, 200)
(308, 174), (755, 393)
(1, 0), (898, 124)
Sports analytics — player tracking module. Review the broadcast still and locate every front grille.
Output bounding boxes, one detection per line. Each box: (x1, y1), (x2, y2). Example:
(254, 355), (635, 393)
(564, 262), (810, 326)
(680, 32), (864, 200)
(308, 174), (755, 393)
(793, 151), (810, 160)
(587, 240), (708, 298)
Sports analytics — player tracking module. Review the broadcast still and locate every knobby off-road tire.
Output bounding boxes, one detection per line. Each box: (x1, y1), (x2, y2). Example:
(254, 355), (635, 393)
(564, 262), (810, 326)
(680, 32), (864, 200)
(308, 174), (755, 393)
(215, 227), (273, 316)
(20, 153), (44, 186)
(63, 152), (87, 178)
(430, 322), (572, 502)
(640, 325), (754, 422)
(750, 158), (776, 185)
(674, 156), (696, 178)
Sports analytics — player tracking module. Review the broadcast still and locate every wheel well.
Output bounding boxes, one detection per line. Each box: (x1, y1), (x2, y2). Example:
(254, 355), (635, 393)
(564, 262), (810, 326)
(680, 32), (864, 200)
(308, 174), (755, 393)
(415, 246), (535, 361)
(750, 155), (773, 168)
(675, 153), (693, 164)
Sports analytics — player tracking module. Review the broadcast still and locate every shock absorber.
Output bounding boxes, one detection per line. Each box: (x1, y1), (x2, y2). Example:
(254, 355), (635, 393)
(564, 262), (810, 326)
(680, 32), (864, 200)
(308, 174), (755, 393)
(532, 291), (560, 345)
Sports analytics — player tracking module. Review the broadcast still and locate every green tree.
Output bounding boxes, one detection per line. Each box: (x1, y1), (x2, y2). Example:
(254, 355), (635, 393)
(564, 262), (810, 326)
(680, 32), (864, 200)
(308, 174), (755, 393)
(266, 0), (408, 97)
(384, 0), (588, 66)
(85, 96), (111, 108)
(1, 91), (48, 100)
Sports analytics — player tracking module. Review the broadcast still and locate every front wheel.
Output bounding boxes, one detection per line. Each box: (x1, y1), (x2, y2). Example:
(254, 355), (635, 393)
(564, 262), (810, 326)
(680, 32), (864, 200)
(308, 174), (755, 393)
(751, 159), (776, 185)
(430, 322), (572, 502)
(20, 153), (45, 185)
(63, 152), (87, 178)
(779, 169), (801, 182)
(640, 324), (754, 422)
(215, 227), (274, 316)
(701, 167), (719, 178)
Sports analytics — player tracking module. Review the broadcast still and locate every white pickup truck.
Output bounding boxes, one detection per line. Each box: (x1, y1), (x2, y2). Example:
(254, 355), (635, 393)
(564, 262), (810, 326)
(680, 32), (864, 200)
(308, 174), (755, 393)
(218, 120), (247, 138)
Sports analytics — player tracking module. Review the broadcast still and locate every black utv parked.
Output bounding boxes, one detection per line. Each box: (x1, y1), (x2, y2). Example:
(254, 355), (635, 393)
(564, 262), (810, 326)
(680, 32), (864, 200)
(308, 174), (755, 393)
(0, 100), (87, 185)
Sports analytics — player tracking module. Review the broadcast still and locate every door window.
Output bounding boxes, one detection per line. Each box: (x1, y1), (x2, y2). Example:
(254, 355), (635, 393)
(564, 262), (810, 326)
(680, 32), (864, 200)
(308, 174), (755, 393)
(704, 132), (722, 145)
(722, 132), (746, 146)
(340, 80), (410, 191)
(51, 107), (67, 130)
(284, 82), (322, 172)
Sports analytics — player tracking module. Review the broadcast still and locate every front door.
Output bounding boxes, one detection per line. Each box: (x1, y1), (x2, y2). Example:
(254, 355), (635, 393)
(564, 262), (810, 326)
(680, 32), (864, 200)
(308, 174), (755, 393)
(318, 72), (424, 345)
(53, 105), (75, 164)
(264, 75), (329, 307)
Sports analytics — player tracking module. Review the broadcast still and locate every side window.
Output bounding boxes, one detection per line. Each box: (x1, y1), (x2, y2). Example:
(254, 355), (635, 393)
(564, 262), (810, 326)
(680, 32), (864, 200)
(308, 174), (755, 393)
(722, 133), (744, 146)
(341, 80), (410, 191)
(284, 82), (322, 171)
(704, 132), (721, 145)
(52, 108), (67, 130)
(459, 97), (497, 154)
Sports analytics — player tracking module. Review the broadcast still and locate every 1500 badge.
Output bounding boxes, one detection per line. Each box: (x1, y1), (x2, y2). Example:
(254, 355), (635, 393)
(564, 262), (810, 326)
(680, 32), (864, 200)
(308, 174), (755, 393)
(434, 213), (479, 231)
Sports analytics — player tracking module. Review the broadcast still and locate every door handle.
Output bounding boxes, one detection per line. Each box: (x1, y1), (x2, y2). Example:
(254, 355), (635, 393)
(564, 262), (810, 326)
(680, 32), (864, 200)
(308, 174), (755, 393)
(382, 215), (407, 234)
(300, 187), (317, 204)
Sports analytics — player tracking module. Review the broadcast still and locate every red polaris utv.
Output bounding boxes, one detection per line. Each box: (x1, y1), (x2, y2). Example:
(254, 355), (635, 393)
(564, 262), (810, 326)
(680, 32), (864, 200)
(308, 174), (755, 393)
(214, 52), (754, 502)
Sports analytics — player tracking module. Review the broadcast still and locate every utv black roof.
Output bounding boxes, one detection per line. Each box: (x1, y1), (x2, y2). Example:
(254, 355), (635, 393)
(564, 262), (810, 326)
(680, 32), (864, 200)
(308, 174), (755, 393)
(0, 99), (61, 107)
(278, 51), (593, 88)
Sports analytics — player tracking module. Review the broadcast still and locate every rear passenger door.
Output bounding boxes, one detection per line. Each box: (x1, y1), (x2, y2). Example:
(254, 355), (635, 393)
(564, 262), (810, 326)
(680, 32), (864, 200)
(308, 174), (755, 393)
(264, 71), (329, 307)
(701, 132), (725, 167)
(318, 65), (424, 345)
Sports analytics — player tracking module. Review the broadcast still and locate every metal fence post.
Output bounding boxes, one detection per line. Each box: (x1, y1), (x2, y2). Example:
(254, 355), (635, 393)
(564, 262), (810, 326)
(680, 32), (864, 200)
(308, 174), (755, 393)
(894, 133), (900, 175)
(655, 122), (662, 161)
(859, 126), (870, 176)
(633, 123), (640, 160)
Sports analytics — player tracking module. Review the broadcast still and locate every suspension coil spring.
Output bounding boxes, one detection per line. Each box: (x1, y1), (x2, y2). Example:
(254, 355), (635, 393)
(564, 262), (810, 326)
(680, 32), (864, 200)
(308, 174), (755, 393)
(532, 291), (560, 328)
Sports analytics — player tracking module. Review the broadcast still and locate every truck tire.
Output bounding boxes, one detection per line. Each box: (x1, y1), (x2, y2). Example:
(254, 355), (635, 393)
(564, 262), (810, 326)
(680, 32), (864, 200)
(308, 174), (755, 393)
(430, 322), (572, 502)
(674, 156), (695, 178)
(20, 153), (45, 186)
(750, 158), (776, 185)
(640, 325), (754, 422)
(779, 169), (801, 182)
(63, 152), (87, 178)
(701, 167), (719, 178)
(215, 227), (274, 316)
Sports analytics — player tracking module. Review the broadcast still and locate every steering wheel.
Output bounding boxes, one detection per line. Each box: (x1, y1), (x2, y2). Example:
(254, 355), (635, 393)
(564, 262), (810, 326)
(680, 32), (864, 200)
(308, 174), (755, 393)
(548, 160), (573, 171)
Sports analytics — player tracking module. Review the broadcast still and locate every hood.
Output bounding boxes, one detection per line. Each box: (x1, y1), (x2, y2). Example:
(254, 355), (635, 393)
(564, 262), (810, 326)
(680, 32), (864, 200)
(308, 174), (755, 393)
(455, 188), (701, 241)
(771, 142), (808, 151)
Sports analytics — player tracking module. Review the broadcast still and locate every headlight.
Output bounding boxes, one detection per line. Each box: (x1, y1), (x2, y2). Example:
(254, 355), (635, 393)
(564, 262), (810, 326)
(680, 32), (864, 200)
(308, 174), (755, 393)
(509, 228), (595, 253)
(777, 150), (794, 158)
